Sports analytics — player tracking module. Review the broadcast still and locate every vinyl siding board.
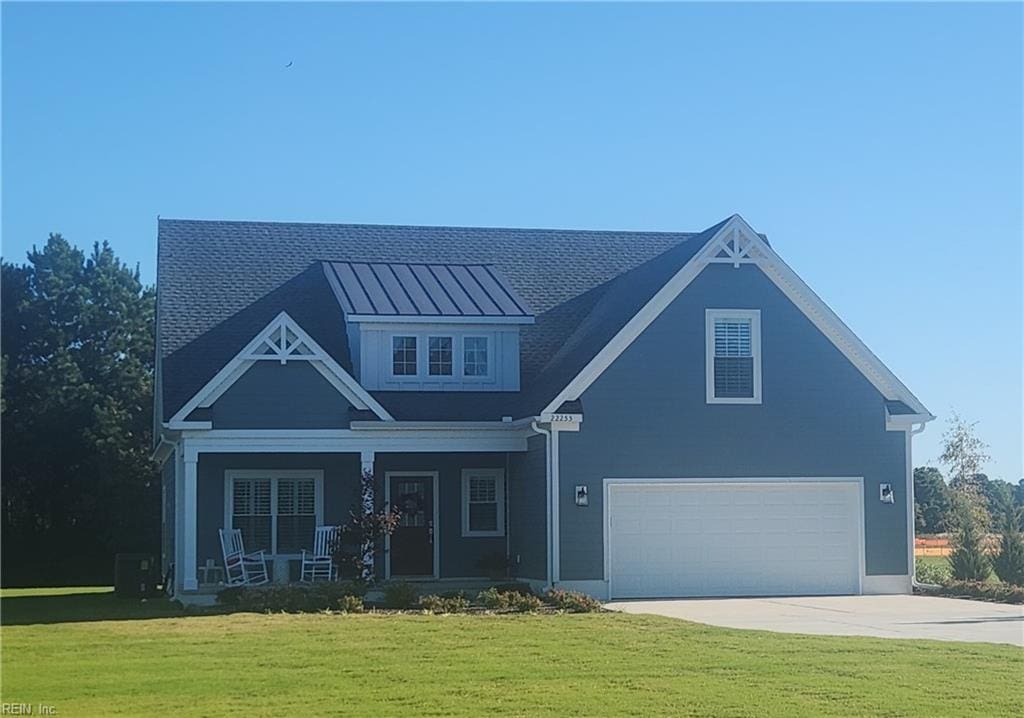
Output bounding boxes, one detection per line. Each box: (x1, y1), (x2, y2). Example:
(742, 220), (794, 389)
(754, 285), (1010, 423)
(509, 434), (548, 581)
(210, 361), (352, 429)
(558, 263), (908, 580)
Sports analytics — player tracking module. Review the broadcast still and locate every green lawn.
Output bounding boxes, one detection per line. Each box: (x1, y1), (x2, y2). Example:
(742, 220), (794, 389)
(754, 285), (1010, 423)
(2, 588), (1021, 717)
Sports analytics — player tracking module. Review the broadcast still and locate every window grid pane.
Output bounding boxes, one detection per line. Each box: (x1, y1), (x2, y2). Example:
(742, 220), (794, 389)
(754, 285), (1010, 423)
(467, 476), (499, 532)
(463, 337), (489, 376)
(232, 479), (272, 552)
(392, 336), (417, 375)
(714, 319), (752, 357)
(713, 318), (754, 398)
(428, 336), (453, 376)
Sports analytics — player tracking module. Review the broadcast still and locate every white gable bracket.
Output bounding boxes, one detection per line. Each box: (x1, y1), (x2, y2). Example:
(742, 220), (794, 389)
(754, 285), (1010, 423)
(541, 215), (932, 419)
(168, 311), (393, 424)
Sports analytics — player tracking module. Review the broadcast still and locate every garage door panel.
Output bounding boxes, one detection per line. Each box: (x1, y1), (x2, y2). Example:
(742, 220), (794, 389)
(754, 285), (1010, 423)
(609, 481), (861, 599)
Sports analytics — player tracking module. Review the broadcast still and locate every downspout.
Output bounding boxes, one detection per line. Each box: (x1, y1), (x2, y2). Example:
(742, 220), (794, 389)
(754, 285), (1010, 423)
(531, 421), (553, 589)
(907, 422), (938, 591)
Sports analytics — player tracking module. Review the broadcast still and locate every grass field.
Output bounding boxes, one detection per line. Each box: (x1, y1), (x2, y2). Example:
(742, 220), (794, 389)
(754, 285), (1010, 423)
(2, 587), (1022, 717)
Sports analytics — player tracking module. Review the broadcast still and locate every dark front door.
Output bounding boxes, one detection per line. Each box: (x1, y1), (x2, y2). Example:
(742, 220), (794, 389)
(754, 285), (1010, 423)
(389, 475), (434, 576)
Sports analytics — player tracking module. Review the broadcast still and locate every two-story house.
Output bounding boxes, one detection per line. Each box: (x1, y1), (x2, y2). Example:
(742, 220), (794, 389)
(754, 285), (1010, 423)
(153, 214), (933, 600)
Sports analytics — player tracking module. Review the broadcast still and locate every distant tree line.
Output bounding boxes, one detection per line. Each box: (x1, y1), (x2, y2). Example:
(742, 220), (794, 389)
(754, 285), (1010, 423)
(2, 235), (157, 586)
(914, 467), (1024, 535)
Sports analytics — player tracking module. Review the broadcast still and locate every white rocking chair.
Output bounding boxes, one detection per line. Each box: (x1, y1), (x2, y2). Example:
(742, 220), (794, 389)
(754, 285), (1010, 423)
(219, 528), (269, 586)
(301, 525), (339, 582)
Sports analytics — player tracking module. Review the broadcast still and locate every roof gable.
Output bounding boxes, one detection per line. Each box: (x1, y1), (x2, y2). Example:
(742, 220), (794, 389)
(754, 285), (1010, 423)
(540, 215), (932, 419)
(168, 311), (392, 426)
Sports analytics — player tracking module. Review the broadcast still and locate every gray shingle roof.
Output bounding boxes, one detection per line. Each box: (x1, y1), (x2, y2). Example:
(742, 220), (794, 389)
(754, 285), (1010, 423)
(158, 218), (725, 421)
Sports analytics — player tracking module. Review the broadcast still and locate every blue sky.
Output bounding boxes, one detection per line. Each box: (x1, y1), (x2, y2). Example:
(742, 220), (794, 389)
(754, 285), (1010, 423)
(3, 2), (1021, 479)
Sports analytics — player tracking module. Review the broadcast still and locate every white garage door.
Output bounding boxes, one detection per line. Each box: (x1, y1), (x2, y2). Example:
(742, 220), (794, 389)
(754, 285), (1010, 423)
(607, 480), (863, 599)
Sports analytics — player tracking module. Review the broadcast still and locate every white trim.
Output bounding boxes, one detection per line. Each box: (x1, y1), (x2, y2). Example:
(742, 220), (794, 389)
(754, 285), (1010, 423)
(223, 469), (325, 559)
(541, 214), (932, 420)
(384, 471), (440, 580)
(182, 456), (198, 591)
(550, 428), (561, 582)
(705, 308), (762, 405)
(346, 314), (534, 325)
(387, 333), (420, 381)
(460, 468), (506, 538)
(167, 311), (393, 424)
(602, 476), (866, 600)
(179, 428), (530, 456)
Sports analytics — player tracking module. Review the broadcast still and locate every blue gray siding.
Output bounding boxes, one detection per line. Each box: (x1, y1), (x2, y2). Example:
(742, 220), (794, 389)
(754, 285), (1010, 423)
(558, 263), (908, 580)
(194, 451), (515, 580)
(375, 452), (508, 578)
(508, 434), (548, 581)
(197, 453), (363, 574)
(209, 361), (352, 429)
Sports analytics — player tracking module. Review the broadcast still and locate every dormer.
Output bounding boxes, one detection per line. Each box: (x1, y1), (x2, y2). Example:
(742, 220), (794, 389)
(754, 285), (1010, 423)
(323, 262), (533, 391)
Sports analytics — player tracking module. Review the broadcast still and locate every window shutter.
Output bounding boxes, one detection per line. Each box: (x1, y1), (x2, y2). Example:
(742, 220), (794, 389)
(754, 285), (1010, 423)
(714, 318), (754, 399)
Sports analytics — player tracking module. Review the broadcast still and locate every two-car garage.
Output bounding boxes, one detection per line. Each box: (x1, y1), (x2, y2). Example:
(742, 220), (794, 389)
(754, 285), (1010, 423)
(605, 479), (864, 599)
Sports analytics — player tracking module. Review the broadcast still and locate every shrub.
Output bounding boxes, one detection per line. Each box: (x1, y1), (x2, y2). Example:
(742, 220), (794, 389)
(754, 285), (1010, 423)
(476, 587), (513, 610)
(507, 592), (544, 613)
(215, 582), (365, 613)
(948, 503), (991, 582)
(490, 582), (535, 596)
(923, 580), (1024, 605)
(337, 595), (364, 614)
(543, 588), (604, 613)
(382, 582), (419, 609)
(991, 496), (1024, 587)
(914, 560), (950, 586)
(419, 594), (470, 614)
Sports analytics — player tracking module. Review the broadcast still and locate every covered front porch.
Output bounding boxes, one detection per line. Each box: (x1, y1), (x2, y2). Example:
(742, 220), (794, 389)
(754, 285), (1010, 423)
(164, 428), (550, 597)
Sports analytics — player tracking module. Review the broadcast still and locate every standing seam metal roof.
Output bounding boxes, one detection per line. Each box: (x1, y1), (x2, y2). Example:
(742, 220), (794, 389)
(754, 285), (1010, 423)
(325, 261), (532, 318)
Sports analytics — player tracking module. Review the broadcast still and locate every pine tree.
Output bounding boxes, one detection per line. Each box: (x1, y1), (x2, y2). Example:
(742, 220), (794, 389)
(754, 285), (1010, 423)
(991, 490), (1024, 587)
(948, 496), (991, 582)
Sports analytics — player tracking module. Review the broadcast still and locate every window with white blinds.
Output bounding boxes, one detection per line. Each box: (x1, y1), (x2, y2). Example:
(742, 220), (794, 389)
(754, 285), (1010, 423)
(706, 309), (762, 404)
(227, 471), (323, 555)
(461, 469), (505, 537)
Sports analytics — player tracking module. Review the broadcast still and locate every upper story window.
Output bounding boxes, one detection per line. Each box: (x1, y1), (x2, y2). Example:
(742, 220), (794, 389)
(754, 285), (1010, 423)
(428, 336), (453, 376)
(706, 309), (761, 404)
(392, 336), (418, 376)
(463, 336), (489, 377)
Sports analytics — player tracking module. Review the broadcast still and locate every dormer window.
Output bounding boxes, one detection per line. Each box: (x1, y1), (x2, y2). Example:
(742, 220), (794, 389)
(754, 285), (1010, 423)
(392, 336), (418, 376)
(325, 261), (534, 392)
(463, 337), (489, 377)
(428, 336), (453, 376)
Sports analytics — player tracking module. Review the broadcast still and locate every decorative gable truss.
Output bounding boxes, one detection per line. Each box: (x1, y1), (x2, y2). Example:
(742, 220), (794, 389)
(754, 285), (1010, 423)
(706, 223), (768, 268)
(167, 311), (394, 427)
(542, 214), (934, 424)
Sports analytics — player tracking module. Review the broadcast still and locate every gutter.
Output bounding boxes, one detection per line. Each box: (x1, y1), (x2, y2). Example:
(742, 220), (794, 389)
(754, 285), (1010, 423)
(906, 421), (941, 591)
(531, 420), (554, 589)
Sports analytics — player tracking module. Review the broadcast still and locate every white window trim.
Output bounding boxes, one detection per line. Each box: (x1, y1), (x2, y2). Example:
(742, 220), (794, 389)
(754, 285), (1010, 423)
(427, 335), (455, 377)
(461, 468), (505, 537)
(705, 308), (762, 405)
(223, 469), (325, 559)
(460, 334), (493, 381)
(387, 334), (420, 380)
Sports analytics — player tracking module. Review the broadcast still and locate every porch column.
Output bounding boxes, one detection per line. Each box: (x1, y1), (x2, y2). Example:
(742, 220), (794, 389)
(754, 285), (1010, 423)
(360, 450), (375, 579)
(182, 447), (199, 591)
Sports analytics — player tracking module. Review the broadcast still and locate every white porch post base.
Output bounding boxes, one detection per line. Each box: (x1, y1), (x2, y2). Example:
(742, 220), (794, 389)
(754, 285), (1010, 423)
(182, 451), (199, 591)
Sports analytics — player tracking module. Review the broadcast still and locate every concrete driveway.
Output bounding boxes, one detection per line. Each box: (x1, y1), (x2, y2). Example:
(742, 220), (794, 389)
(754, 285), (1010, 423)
(606, 595), (1024, 646)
